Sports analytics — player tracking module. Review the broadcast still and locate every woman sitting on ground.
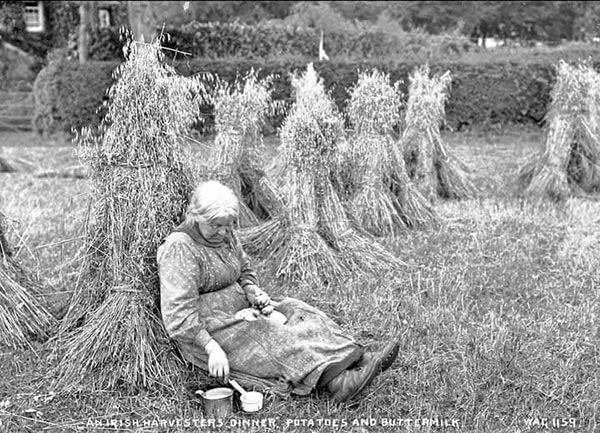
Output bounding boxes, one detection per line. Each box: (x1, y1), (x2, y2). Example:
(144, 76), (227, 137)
(157, 180), (399, 402)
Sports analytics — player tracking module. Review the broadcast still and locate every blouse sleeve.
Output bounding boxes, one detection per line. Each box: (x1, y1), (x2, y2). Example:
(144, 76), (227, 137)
(232, 230), (259, 290)
(157, 235), (213, 350)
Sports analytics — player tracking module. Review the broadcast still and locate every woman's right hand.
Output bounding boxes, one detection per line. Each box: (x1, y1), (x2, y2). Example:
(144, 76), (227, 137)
(244, 284), (271, 309)
(204, 339), (229, 381)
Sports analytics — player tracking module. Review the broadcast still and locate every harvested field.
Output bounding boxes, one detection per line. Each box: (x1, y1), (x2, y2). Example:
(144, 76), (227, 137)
(0, 125), (598, 433)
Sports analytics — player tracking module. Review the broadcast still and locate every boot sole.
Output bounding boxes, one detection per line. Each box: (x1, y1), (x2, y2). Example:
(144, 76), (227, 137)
(380, 338), (400, 373)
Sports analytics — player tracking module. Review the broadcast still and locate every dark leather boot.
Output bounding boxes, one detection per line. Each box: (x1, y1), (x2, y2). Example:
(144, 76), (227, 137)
(353, 336), (400, 373)
(326, 355), (382, 402)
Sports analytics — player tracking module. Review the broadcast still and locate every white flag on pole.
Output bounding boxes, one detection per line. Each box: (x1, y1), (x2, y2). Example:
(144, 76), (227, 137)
(319, 30), (329, 61)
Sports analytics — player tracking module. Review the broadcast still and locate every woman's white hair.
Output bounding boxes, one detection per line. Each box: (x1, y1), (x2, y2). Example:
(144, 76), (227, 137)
(186, 180), (239, 223)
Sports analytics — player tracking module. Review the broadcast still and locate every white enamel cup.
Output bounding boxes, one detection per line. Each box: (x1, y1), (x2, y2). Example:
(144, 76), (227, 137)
(239, 391), (263, 413)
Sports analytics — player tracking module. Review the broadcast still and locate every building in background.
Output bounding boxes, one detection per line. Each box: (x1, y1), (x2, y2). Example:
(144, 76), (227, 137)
(23, 1), (44, 33)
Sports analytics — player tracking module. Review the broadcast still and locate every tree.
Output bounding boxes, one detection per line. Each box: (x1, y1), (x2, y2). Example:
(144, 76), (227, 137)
(127, 1), (190, 42)
(284, 1), (358, 33)
(0, 1), (26, 35)
(186, 1), (296, 24)
(573, 0), (600, 40)
(382, 1), (585, 43)
(78, 1), (90, 63)
(328, 1), (389, 22)
(385, 1), (485, 34)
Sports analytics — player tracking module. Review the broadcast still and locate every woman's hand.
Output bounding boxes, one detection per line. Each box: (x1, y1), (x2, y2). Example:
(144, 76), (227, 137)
(204, 339), (229, 381)
(244, 284), (271, 309)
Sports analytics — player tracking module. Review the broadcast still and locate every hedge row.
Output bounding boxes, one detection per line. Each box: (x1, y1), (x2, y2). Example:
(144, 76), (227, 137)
(73, 22), (474, 63)
(32, 56), (585, 136)
(33, 58), (118, 136)
(161, 22), (474, 61)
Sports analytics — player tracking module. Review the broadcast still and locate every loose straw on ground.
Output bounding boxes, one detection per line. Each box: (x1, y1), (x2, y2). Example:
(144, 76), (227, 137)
(0, 209), (56, 349)
(400, 65), (476, 202)
(204, 70), (283, 227)
(340, 69), (436, 236)
(241, 64), (403, 286)
(519, 60), (600, 202)
(55, 39), (207, 392)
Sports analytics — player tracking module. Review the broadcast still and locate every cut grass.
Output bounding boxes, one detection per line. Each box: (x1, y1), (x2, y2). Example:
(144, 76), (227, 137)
(0, 126), (599, 432)
(0, 161), (88, 317)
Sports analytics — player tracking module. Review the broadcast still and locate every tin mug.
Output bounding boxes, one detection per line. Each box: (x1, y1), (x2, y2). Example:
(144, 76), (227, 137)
(195, 387), (233, 418)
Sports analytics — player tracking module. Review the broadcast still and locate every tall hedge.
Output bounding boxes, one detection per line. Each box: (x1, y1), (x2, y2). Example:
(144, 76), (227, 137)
(31, 55), (597, 136)
(32, 55), (118, 136)
(73, 22), (474, 63)
(160, 21), (473, 61)
(166, 58), (561, 131)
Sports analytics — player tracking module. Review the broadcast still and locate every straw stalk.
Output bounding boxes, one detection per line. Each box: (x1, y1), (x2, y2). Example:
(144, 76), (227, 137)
(341, 69), (437, 236)
(204, 70), (283, 227)
(55, 39), (207, 392)
(519, 60), (600, 201)
(0, 210), (57, 349)
(242, 64), (403, 286)
(400, 65), (476, 202)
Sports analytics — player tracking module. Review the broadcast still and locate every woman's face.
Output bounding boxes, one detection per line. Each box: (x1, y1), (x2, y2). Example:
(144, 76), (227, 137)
(197, 215), (234, 242)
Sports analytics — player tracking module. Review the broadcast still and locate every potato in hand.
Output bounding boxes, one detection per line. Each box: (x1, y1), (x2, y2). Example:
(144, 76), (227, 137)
(260, 305), (274, 315)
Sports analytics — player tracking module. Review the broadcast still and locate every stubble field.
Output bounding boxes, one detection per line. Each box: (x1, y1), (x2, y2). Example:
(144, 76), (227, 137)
(0, 125), (598, 433)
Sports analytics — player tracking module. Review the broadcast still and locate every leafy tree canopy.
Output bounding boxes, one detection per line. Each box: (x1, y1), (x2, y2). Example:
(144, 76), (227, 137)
(184, 1), (597, 42)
